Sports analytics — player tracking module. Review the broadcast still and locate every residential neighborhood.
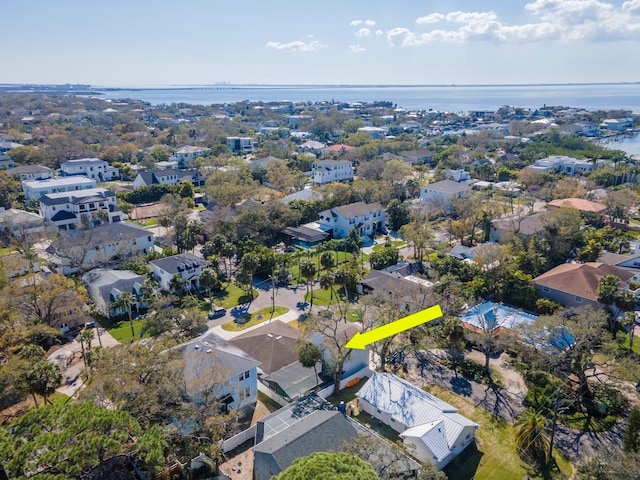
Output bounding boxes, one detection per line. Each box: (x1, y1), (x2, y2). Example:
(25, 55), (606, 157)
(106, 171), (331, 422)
(1, 90), (640, 480)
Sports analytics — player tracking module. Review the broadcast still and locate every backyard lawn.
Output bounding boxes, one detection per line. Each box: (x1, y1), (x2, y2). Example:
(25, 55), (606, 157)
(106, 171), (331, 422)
(425, 385), (573, 480)
(372, 240), (406, 252)
(221, 306), (290, 332)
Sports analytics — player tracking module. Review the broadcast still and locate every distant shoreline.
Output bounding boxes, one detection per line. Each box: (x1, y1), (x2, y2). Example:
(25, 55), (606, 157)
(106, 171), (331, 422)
(1, 82), (640, 92)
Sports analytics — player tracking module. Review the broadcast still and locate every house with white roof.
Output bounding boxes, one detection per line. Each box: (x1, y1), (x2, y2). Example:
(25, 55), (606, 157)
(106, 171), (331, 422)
(357, 372), (479, 470)
(39, 188), (125, 231)
(22, 176), (97, 200)
(317, 201), (386, 239)
(60, 157), (119, 181)
(530, 155), (594, 175)
(149, 252), (209, 293)
(357, 126), (387, 139)
(298, 140), (326, 155)
(311, 159), (353, 184)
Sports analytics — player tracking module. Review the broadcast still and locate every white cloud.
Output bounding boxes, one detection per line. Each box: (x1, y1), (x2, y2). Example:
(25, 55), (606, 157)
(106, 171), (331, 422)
(265, 40), (324, 52)
(416, 13), (444, 24)
(350, 44), (366, 53)
(388, 0), (640, 46)
(355, 28), (371, 37)
(375, 29), (384, 36)
(350, 19), (376, 27)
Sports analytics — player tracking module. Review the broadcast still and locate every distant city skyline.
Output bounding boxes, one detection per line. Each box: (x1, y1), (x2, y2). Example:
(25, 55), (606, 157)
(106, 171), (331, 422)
(3, 0), (640, 87)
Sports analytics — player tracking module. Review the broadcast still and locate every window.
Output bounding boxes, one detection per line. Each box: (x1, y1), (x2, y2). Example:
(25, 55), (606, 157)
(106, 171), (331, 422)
(239, 370), (250, 381)
(543, 286), (550, 292)
(575, 296), (582, 303)
(239, 387), (251, 400)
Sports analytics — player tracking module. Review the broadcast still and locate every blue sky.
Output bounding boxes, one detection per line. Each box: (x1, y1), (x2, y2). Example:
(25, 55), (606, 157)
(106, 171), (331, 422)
(2, 0), (640, 86)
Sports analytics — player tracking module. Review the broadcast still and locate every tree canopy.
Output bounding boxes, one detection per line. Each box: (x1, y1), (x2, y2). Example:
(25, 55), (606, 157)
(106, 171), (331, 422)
(273, 452), (378, 480)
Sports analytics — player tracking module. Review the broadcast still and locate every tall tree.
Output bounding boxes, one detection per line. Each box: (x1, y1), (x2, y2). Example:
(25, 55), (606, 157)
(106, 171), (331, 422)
(272, 451), (378, 480)
(113, 291), (136, 339)
(624, 406), (640, 453)
(514, 409), (550, 465)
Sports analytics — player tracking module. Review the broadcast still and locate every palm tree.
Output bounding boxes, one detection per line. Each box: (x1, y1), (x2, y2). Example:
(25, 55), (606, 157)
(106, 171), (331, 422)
(113, 292), (136, 340)
(169, 273), (190, 296)
(514, 409), (549, 465)
(319, 272), (335, 306)
(300, 259), (317, 311)
(320, 250), (335, 271)
(27, 361), (62, 406)
(88, 304), (104, 348)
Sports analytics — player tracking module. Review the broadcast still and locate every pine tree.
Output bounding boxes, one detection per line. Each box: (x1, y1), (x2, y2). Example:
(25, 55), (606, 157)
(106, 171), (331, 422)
(623, 406), (640, 453)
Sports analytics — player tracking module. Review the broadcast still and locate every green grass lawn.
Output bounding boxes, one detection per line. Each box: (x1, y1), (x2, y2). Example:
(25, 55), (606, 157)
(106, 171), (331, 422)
(102, 316), (147, 343)
(424, 385), (573, 480)
(372, 240), (406, 252)
(221, 306), (289, 331)
(211, 284), (257, 309)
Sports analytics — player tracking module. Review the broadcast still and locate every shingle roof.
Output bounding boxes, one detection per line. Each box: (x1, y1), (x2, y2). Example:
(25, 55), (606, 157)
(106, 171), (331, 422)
(229, 320), (301, 375)
(39, 188), (115, 206)
(533, 262), (634, 300)
(491, 212), (548, 236)
(81, 268), (146, 306)
(177, 332), (261, 396)
(149, 253), (207, 275)
(5, 165), (51, 175)
(547, 198), (606, 213)
(332, 201), (384, 219)
(423, 179), (471, 194)
(253, 410), (359, 469)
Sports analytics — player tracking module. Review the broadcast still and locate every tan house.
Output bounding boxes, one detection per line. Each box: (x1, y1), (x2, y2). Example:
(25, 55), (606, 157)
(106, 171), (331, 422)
(533, 262), (633, 308)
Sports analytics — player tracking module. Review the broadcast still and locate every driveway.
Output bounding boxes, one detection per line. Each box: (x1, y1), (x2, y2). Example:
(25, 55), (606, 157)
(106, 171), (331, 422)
(48, 323), (120, 398)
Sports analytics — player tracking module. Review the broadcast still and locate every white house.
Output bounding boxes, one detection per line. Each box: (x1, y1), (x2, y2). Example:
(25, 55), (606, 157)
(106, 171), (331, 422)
(226, 137), (254, 154)
(133, 169), (179, 189)
(317, 201), (386, 239)
(0, 208), (45, 237)
(531, 155), (594, 175)
(357, 126), (387, 139)
(60, 157), (119, 181)
(39, 188), (125, 231)
(81, 268), (148, 317)
(311, 159), (353, 184)
(357, 372), (479, 470)
(174, 146), (209, 167)
(149, 252), (209, 293)
(419, 179), (471, 208)
(298, 140), (326, 155)
(47, 222), (154, 274)
(22, 176), (97, 200)
(5, 165), (52, 181)
(177, 332), (261, 414)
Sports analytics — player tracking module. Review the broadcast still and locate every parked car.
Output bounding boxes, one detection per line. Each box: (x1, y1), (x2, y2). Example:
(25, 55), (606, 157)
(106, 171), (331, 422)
(208, 306), (226, 319)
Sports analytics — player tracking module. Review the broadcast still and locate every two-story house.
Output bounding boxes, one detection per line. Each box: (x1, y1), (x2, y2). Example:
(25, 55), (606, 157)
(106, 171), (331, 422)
(226, 137), (254, 154)
(419, 179), (470, 210)
(22, 176), (97, 200)
(39, 188), (125, 231)
(174, 146), (209, 168)
(149, 252), (209, 293)
(81, 268), (148, 317)
(533, 262), (634, 309)
(311, 159), (353, 185)
(317, 201), (386, 239)
(0, 208), (45, 237)
(178, 333), (261, 414)
(47, 222), (154, 274)
(133, 169), (179, 189)
(60, 158), (120, 181)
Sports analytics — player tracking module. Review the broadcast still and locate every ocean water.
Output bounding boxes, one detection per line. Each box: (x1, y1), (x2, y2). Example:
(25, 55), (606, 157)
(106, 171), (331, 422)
(603, 133), (640, 156)
(94, 83), (640, 113)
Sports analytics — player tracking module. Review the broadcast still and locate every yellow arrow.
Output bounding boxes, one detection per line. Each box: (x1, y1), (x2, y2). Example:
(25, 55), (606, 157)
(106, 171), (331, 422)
(345, 304), (443, 350)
